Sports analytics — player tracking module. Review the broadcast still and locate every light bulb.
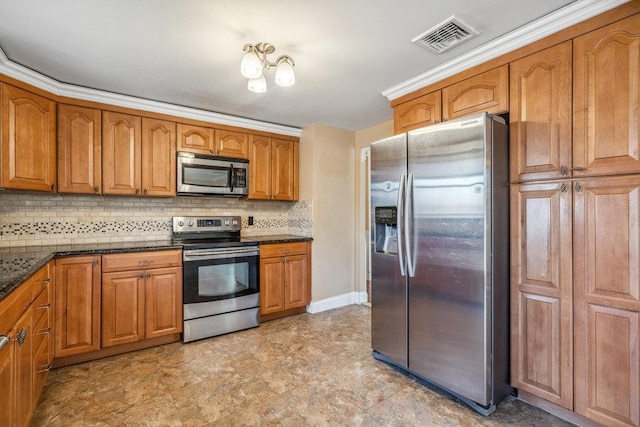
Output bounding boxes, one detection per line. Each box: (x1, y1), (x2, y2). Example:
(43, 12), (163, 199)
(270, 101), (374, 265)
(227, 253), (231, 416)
(240, 50), (263, 79)
(247, 75), (267, 93)
(275, 58), (295, 87)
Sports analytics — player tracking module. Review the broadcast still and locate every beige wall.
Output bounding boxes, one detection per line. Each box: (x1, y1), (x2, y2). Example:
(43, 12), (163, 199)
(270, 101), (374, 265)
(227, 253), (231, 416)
(354, 121), (394, 296)
(300, 124), (356, 303)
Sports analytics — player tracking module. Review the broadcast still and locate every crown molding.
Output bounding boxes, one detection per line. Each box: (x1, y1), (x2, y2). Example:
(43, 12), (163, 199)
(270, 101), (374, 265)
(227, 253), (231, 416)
(0, 47), (302, 137)
(382, 0), (630, 101)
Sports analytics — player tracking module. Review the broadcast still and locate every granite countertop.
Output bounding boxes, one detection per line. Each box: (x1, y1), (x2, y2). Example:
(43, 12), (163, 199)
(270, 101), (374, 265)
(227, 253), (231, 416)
(0, 235), (312, 302)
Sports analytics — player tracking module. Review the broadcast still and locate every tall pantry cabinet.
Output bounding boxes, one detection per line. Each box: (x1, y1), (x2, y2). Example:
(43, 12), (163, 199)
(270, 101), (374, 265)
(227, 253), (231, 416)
(510, 14), (640, 427)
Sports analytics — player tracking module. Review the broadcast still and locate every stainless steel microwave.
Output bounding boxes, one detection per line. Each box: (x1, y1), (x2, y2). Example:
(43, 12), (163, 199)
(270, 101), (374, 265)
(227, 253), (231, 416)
(177, 152), (249, 196)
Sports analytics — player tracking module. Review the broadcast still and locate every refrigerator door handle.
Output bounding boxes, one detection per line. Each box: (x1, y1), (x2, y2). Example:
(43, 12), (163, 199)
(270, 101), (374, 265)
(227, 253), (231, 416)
(397, 174), (406, 277)
(405, 173), (416, 277)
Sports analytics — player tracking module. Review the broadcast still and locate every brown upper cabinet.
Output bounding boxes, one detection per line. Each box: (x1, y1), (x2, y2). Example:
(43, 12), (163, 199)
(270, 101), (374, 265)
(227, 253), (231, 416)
(1, 83), (56, 192)
(392, 65), (508, 134)
(393, 90), (442, 134)
(103, 112), (176, 196)
(177, 123), (248, 159)
(249, 135), (299, 201)
(441, 65), (508, 120)
(573, 13), (640, 178)
(57, 104), (102, 194)
(509, 41), (572, 183)
(141, 118), (176, 197)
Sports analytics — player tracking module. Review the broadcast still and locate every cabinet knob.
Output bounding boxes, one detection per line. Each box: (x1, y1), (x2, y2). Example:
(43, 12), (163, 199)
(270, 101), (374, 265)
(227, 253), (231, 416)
(575, 182), (583, 192)
(560, 183), (567, 192)
(146, 272), (151, 279)
(143, 188), (148, 195)
(560, 166), (568, 176)
(93, 258), (99, 266)
(94, 186), (100, 193)
(51, 184), (58, 191)
(135, 188), (140, 195)
(16, 327), (27, 346)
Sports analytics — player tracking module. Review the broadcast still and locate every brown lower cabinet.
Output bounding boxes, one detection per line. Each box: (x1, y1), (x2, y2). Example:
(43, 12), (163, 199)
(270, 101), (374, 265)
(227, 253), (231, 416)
(260, 241), (311, 320)
(0, 261), (53, 427)
(512, 175), (640, 426)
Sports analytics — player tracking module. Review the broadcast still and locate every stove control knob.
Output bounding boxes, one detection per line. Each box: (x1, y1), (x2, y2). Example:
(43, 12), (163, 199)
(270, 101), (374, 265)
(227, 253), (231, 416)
(232, 219), (238, 226)
(224, 220), (230, 226)
(177, 220), (185, 227)
(187, 220), (194, 227)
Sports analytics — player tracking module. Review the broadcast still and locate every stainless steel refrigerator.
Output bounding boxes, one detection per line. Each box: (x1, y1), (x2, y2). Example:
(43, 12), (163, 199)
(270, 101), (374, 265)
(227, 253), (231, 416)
(370, 112), (511, 415)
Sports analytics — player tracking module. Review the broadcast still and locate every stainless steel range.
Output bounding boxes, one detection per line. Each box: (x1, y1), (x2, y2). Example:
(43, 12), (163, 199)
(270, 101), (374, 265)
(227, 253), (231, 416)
(172, 216), (259, 342)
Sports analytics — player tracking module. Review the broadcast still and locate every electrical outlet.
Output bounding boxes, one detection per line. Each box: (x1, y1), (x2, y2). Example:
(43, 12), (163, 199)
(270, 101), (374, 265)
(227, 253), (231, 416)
(248, 216), (254, 225)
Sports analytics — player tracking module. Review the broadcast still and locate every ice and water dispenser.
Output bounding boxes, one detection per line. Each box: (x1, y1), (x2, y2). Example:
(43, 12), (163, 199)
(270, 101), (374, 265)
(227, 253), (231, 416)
(374, 206), (398, 254)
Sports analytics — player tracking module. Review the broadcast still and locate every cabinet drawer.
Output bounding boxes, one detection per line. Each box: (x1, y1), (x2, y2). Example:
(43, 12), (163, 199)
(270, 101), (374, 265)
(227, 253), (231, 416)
(32, 306), (51, 358)
(32, 283), (51, 327)
(31, 262), (52, 300)
(102, 250), (182, 272)
(0, 278), (33, 335)
(261, 242), (308, 258)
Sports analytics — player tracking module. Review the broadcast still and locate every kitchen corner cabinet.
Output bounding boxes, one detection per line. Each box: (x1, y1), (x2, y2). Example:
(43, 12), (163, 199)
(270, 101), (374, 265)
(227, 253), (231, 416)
(101, 250), (182, 347)
(0, 83), (57, 192)
(441, 65), (508, 121)
(260, 242), (311, 318)
(54, 256), (101, 358)
(57, 104), (102, 194)
(0, 261), (53, 427)
(249, 136), (299, 201)
(509, 41), (572, 183)
(393, 90), (442, 134)
(573, 13), (640, 179)
(177, 123), (248, 159)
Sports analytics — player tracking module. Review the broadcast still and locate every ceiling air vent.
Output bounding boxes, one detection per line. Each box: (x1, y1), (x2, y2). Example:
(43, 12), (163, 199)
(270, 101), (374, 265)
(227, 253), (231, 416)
(412, 16), (478, 54)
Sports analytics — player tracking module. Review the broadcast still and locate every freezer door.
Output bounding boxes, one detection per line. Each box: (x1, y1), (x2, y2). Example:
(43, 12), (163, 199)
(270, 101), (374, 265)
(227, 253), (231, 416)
(407, 113), (493, 405)
(370, 134), (408, 368)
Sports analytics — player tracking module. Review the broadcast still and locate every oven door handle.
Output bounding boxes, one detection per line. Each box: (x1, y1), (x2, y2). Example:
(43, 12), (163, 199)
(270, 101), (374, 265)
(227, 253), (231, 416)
(183, 247), (259, 261)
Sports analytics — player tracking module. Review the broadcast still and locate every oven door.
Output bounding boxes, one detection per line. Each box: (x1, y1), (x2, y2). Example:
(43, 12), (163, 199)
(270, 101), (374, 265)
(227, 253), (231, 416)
(183, 247), (259, 304)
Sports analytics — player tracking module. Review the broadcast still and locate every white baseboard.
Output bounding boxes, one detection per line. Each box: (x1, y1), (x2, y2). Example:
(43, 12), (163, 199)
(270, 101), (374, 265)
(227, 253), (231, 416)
(306, 291), (369, 314)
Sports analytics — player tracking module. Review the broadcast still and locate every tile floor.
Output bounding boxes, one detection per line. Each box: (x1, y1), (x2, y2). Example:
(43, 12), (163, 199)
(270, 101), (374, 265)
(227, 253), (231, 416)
(33, 305), (572, 426)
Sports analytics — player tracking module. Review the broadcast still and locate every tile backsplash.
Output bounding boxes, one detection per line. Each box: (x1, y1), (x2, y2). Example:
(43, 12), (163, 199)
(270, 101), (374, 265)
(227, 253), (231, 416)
(0, 193), (313, 247)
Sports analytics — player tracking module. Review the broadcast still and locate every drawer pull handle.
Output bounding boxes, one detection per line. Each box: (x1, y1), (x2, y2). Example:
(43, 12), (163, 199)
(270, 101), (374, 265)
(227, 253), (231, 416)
(36, 278), (51, 285)
(138, 259), (152, 265)
(37, 303), (52, 309)
(38, 327), (51, 335)
(16, 328), (27, 346)
(36, 365), (52, 374)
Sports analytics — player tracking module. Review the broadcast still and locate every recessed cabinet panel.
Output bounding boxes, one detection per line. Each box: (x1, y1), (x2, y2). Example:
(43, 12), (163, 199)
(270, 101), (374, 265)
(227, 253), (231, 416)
(101, 271), (145, 347)
(510, 182), (573, 409)
(57, 104), (102, 194)
(177, 123), (214, 155)
(442, 65), (508, 120)
(102, 111), (142, 195)
(510, 42), (572, 183)
(573, 14), (640, 177)
(145, 268), (183, 339)
(1, 83), (56, 191)
(248, 135), (272, 200)
(393, 91), (442, 134)
(271, 138), (298, 201)
(216, 129), (248, 159)
(141, 118), (176, 197)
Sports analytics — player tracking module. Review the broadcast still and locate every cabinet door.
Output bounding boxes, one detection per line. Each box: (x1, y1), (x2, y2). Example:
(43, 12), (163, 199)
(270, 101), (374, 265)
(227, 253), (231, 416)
(54, 256), (101, 357)
(509, 42), (572, 183)
(102, 111), (142, 195)
(0, 329), (15, 427)
(141, 118), (176, 197)
(260, 257), (286, 315)
(284, 253), (310, 310)
(1, 83), (56, 192)
(393, 90), (442, 134)
(145, 267), (182, 339)
(271, 138), (299, 201)
(574, 176), (640, 426)
(442, 65), (508, 120)
(510, 182), (573, 409)
(248, 135), (272, 200)
(573, 14), (640, 178)
(57, 104), (102, 194)
(14, 308), (32, 427)
(215, 129), (248, 159)
(101, 271), (145, 347)
(176, 123), (214, 155)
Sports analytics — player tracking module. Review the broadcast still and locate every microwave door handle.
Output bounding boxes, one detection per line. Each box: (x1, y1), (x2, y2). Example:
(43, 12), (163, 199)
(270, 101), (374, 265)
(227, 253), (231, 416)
(229, 164), (235, 191)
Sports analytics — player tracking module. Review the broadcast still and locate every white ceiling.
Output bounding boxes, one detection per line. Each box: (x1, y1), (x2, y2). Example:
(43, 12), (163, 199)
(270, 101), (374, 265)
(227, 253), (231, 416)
(0, 1), (625, 132)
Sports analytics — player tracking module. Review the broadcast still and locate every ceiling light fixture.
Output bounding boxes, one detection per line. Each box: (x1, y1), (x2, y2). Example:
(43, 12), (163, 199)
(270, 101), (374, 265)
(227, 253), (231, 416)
(240, 42), (295, 93)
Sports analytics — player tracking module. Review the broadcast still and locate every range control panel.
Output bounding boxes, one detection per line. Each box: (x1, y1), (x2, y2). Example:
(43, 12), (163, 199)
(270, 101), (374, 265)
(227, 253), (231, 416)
(172, 216), (241, 234)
